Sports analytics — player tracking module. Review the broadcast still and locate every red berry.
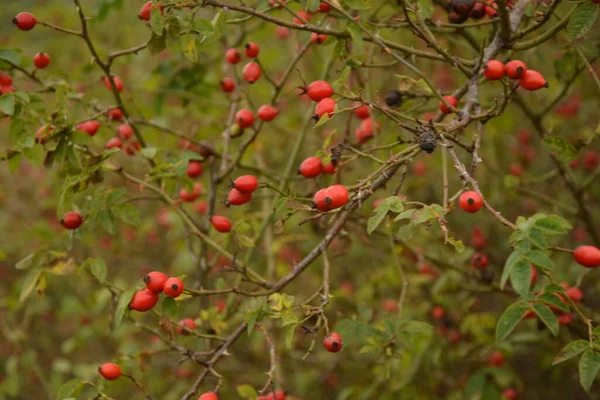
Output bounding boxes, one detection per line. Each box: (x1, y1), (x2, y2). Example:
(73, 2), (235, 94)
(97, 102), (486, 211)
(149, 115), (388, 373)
(129, 288), (159, 311)
(485, 4), (499, 17)
(164, 277), (184, 298)
(244, 42), (260, 58)
(304, 80), (334, 101)
(323, 162), (336, 174)
(459, 191), (483, 213)
(324, 185), (349, 209)
(293, 11), (311, 24)
(0, 73), (12, 87)
(583, 150), (599, 172)
(211, 216), (232, 233)
(194, 200), (207, 215)
(105, 137), (123, 150)
(179, 183), (203, 202)
(505, 60), (527, 79)
(470, 3), (486, 18)
(225, 48), (241, 64)
(242, 62), (262, 83)
(353, 102), (370, 119)
(439, 95), (458, 113)
(471, 253), (489, 269)
(187, 161), (203, 178)
(256, 391), (285, 400)
(117, 124), (134, 140)
(35, 125), (54, 144)
(573, 245), (600, 268)
(107, 108), (123, 121)
(76, 120), (101, 136)
(558, 313), (574, 326)
(125, 141), (140, 155)
(220, 77), (235, 93)
(33, 52), (50, 69)
(139, 1), (163, 21)
(311, 33), (327, 44)
(144, 271), (168, 293)
(236, 109), (255, 128)
(103, 75), (124, 92)
(0, 86), (15, 95)
(13, 12), (37, 31)
(431, 306), (445, 320)
(199, 393), (219, 400)
(178, 318), (197, 335)
(483, 60), (505, 80)
(313, 188), (330, 212)
(226, 188), (253, 206)
(233, 175), (259, 193)
(275, 26), (290, 39)
(509, 164), (523, 177)
(99, 363), (121, 381)
(315, 98), (336, 118)
(355, 118), (381, 143)
(319, 2), (332, 12)
(61, 211), (83, 230)
(502, 388), (517, 400)
(566, 287), (583, 303)
(257, 105), (279, 121)
(323, 332), (343, 352)
(517, 128), (531, 145)
(519, 70), (548, 91)
(299, 156), (323, 178)
(488, 350), (504, 367)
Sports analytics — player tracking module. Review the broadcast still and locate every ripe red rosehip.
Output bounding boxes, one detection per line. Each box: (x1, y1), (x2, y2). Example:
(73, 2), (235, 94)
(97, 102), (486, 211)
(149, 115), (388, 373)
(233, 175), (259, 193)
(61, 211), (83, 230)
(485, 4), (499, 17)
(519, 70), (548, 91)
(125, 141), (140, 156)
(199, 393), (219, 400)
(566, 287), (583, 303)
(471, 253), (489, 269)
(293, 11), (311, 24)
(242, 62), (262, 83)
(355, 118), (381, 143)
(244, 42), (260, 58)
(319, 2), (332, 12)
(470, 3), (486, 18)
(315, 98), (336, 118)
(257, 105), (279, 121)
(459, 191), (483, 213)
(226, 188), (253, 206)
(164, 277), (184, 298)
(144, 271), (168, 293)
(33, 52), (50, 69)
(13, 12), (37, 31)
(583, 150), (599, 172)
(187, 161), (203, 178)
(129, 288), (159, 311)
(99, 363), (121, 381)
(502, 388), (517, 400)
(220, 77), (235, 93)
(35, 125), (54, 144)
(178, 318), (197, 335)
(483, 60), (505, 80)
(179, 183), (203, 202)
(0, 73), (12, 87)
(573, 245), (600, 268)
(225, 48), (241, 64)
(107, 108), (124, 121)
(303, 80), (334, 101)
(0, 85), (15, 95)
(116, 124), (133, 140)
(257, 391), (286, 400)
(103, 75), (124, 92)
(323, 162), (336, 174)
(236, 109), (255, 128)
(323, 332), (343, 353)
(353, 102), (370, 119)
(313, 188), (330, 212)
(211, 216), (232, 233)
(505, 60), (527, 79)
(431, 306), (445, 320)
(509, 164), (523, 177)
(105, 137), (123, 150)
(439, 95), (458, 113)
(558, 313), (574, 326)
(76, 120), (101, 136)
(275, 26), (290, 39)
(324, 185), (349, 209)
(311, 33), (327, 45)
(139, 1), (164, 21)
(488, 350), (504, 367)
(194, 200), (207, 215)
(298, 156), (323, 178)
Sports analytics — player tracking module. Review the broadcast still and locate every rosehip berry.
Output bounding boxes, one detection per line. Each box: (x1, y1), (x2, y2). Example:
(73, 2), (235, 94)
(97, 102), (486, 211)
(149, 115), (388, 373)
(485, 4), (499, 17)
(225, 48), (241, 64)
(199, 393), (219, 400)
(459, 191), (483, 213)
(76, 120), (101, 136)
(353, 102), (370, 119)
(385, 90), (403, 107)
(116, 124), (133, 140)
(194, 200), (208, 215)
(233, 175), (259, 193)
(103, 75), (124, 92)
(311, 33), (327, 44)
(244, 42), (260, 58)
(187, 161), (203, 178)
(107, 108), (123, 121)
(257, 391), (285, 400)
(583, 150), (599, 171)
(144, 271), (168, 293)
(0, 85), (15, 94)
(483, 60), (505, 80)
(319, 2), (332, 12)
(448, 11), (468, 24)
(235, 109), (255, 128)
(313, 188), (330, 212)
(324, 185), (349, 209)
(275, 26), (290, 39)
(33, 52), (50, 69)
(315, 98), (336, 118)
(323, 332), (343, 352)
(488, 350), (504, 367)
(566, 287), (583, 303)
(505, 60), (527, 79)
(383, 299), (398, 312)
(220, 77), (235, 93)
(257, 105), (279, 121)
(178, 318), (197, 335)
(470, 3), (486, 18)
(439, 95), (458, 113)
(573, 245), (600, 268)
(105, 137), (123, 150)
(242, 62), (262, 83)
(139, 1), (164, 21)
(502, 388), (517, 400)
(355, 118), (381, 143)
(164, 277), (184, 298)
(298, 156), (323, 178)
(519, 70), (548, 91)
(226, 188), (253, 206)
(61, 211), (83, 230)
(452, 0), (475, 16)
(471, 253), (489, 269)
(179, 183), (203, 202)
(303, 80), (334, 102)
(99, 363), (121, 381)
(211, 216), (232, 233)
(13, 12), (37, 31)
(125, 141), (140, 156)
(0, 73), (12, 87)
(509, 164), (523, 177)
(35, 125), (54, 144)
(129, 288), (159, 311)
(431, 306), (445, 320)
(323, 162), (336, 174)
(293, 11), (311, 24)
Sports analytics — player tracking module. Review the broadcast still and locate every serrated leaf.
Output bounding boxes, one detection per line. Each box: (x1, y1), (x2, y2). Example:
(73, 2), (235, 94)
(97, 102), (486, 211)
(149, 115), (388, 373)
(211, 10), (226, 39)
(533, 303), (559, 336)
(496, 301), (530, 341)
(0, 49), (20, 65)
(367, 211), (387, 235)
(82, 258), (107, 283)
(281, 310), (298, 327)
(554, 340), (590, 365)
(527, 229), (547, 249)
(346, 25), (364, 52)
(579, 350), (600, 393)
(542, 136), (578, 163)
(148, 31), (166, 54)
(57, 378), (88, 400)
(314, 112), (330, 127)
(140, 147), (158, 159)
(20, 268), (43, 302)
(523, 250), (554, 271)
(162, 297), (179, 320)
(511, 258), (532, 297)
(113, 204), (141, 226)
(181, 34), (197, 62)
(501, 251), (521, 289)
(237, 385), (258, 400)
(545, 283), (567, 293)
(447, 237), (465, 253)
(99, 209), (117, 235)
(537, 292), (569, 312)
(417, 0), (435, 19)
(150, 3), (165, 35)
(567, 4), (598, 42)
(285, 323), (297, 348)
(115, 288), (135, 329)
(0, 92), (15, 116)
(534, 215), (572, 235)
(394, 209), (415, 221)
(397, 222), (417, 241)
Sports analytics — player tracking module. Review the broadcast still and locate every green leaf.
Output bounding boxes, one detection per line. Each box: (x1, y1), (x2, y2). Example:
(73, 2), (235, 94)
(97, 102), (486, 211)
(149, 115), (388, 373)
(542, 136), (578, 163)
(57, 378), (88, 400)
(346, 25), (364, 52)
(553, 340), (590, 365)
(307, 0), (320, 11)
(0, 92), (15, 116)
(523, 250), (554, 271)
(0, 49), (20, 65)
(501, 251), (521, 289)
(537, 293), (569, 312)
(281, 310), (298, 327)
(113, 204), (141, 226)
(114, 288), (136, 329)
(237, 385), (258, 400)
(367, 212), (387, 235)
(567, 3), (598, 42)
(342, 0), (371, 10)
(148, 31), (167, 54)
(554, 49), (578, 81)
(579, 350), (600, 393)
(532, 303), (559, 336)
(181, 34), (198, 62)
(534, 215), (572, 235)
(211, 10), (226, 39)
(314, 112), (330, 128)
(99, 209), (117, 235)
(162, 297), (179, 320)
(140, 147), (158, 159)
(57, 185), (75, 219)
(417, 0), (435, 19)
(447, 237), (465, 253)
(495, 301), (530, 341)
(397, 222), (417, 241)
(527, 228), (547, 249)
(150, 2), (165, 35)
(544, 283), (567, 293)
(510, 259), (532, 297)
(20, 268), (43, 302)
(284, 323), (297, 348)
(82, 258), (107, 283)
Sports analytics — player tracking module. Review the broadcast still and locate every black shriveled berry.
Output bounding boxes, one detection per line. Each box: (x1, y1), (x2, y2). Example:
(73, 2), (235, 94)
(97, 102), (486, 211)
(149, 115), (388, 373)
(384, 90), (403, 107)
(418, 125), (437, 153)
(480, 269), (494, 284)
(470, 3), (486, 19)
(452, 0), (475, 16)
(441, 315), (454, 328)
